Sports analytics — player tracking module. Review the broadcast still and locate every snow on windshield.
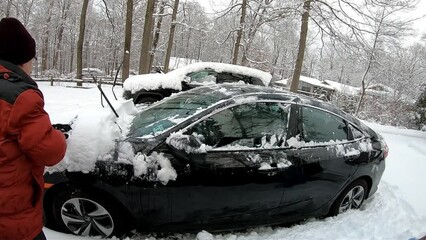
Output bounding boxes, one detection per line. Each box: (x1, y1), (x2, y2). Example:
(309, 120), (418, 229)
(123, 62), (272, 93)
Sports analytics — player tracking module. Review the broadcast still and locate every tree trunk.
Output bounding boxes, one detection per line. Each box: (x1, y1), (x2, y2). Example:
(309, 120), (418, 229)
(53, 1), (71, 70)
(163, 0), (180, 73)
(122, 0), (134, 81)
(241, 1), (267, 66)
(290, 0), (311, 93)
(232, 0), (247, 65)
(149, 0), (165, 71)
(41, 0), (55, 73)
(76, 0), (90, 86)
(69, 32), (75, 74)
(139, 0), (156, 74)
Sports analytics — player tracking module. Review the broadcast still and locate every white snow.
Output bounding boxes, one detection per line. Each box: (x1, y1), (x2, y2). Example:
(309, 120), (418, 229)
(123, 73), (183, 93)
(324, 79), (360, 97)
(123, 62), (272, 93)
(275, 76), (335, 91)
(132, 152), (177, 185)
(37, 82), (426, 240)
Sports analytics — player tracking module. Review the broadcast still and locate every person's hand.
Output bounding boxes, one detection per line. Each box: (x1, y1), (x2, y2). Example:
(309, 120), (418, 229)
(52, 123), (72, 139)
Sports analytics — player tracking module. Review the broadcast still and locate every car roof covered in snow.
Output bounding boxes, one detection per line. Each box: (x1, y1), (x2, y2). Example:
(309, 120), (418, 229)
(123, 62), (272, 93)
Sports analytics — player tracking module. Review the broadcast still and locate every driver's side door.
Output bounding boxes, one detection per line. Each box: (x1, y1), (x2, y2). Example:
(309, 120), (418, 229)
(167, 101), (293, 229)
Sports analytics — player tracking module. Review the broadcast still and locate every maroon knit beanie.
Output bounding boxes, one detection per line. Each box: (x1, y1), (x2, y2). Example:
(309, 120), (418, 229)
(0, 17), (36, 65)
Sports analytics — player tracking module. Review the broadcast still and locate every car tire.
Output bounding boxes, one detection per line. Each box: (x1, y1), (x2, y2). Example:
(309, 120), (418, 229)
(50, 188), (128, 238)
(328, 179), (368, 216)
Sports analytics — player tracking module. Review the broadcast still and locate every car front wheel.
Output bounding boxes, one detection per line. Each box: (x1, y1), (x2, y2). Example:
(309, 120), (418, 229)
(329, 179), (368, 216)
(51, 189), (128, 238)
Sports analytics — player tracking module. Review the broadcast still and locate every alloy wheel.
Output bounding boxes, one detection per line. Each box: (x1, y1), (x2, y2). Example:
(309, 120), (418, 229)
(338, 185), (365, 213)
(61, 197), (114, 237)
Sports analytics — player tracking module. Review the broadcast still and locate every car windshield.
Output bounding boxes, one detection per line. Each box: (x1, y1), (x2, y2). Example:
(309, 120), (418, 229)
(129, 89), (227, 138)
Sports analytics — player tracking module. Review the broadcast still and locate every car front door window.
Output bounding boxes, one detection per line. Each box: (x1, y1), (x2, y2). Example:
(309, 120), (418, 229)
(188, 102), (290, 149)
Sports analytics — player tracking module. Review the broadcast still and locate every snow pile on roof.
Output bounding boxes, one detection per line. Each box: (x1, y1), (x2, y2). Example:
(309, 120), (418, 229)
(275, 76), (362, 96)
(123, 62), (272, 93)
(365, 83), (395, 98)
(274, 76), (335, 90)
(299, 76), (334, 90)
(123, 73), (182, 93)
(324, 79), (360, 96)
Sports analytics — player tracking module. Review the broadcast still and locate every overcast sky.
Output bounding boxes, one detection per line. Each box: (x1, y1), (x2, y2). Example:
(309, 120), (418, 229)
(191, 0), (426, 42)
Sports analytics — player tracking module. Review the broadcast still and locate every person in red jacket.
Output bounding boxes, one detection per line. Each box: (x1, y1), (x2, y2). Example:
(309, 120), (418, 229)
(0, 18), (67, 240)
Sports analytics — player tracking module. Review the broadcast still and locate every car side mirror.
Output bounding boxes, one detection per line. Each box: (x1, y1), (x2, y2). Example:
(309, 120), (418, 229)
(166, 134), (202, 154)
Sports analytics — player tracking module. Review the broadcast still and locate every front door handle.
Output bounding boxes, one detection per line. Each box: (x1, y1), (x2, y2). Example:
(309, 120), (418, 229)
(344, 152), (360, 161)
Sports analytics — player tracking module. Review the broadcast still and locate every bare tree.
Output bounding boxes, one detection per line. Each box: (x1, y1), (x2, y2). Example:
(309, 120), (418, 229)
(76, 0), (90, 86)
(232, 0), (247, 65)
(163, 0), (179, 73)
(290, 0), (311, 93)
(53, 0), (72, 72)
(22, 0), (35, 26)
(149, 0), (166, 71)
(139, 0), (156, 74)
(41, 0), (55, 73)
(122, 0), (134, 81)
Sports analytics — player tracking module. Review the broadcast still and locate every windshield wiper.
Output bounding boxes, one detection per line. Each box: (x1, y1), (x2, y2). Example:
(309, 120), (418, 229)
(89, 69), (119, 118)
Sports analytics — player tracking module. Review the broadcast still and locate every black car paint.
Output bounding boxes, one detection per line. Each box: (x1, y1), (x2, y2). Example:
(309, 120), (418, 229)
(44, 84), (386, 234)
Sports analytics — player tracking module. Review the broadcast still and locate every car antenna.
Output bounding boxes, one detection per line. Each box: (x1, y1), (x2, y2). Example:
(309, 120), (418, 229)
(88, 68), (120, 118)
(112, 51), (129, 100)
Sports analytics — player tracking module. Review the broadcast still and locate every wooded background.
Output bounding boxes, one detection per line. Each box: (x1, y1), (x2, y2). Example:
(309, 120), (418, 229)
(1, 0), (425, 129)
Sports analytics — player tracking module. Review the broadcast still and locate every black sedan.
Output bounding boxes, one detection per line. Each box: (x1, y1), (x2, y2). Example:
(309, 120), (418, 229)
(43, 84), (387, 238)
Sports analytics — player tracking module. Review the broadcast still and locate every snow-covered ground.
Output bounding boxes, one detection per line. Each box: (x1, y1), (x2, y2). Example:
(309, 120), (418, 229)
(39, 82), (426, 240)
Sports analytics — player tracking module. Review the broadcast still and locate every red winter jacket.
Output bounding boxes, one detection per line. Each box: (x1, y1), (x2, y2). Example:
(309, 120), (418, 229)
(0, 60), (67, 240)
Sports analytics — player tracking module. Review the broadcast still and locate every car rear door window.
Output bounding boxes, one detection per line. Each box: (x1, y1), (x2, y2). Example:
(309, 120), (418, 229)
(302, 106), (349, 143)
(188, 102), (290, 148)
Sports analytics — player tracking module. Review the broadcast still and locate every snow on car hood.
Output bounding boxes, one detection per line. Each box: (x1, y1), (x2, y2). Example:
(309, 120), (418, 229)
(44, 100), (177, 185)
(123, 62), (272, 93)
(45, 100), (138, 173)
